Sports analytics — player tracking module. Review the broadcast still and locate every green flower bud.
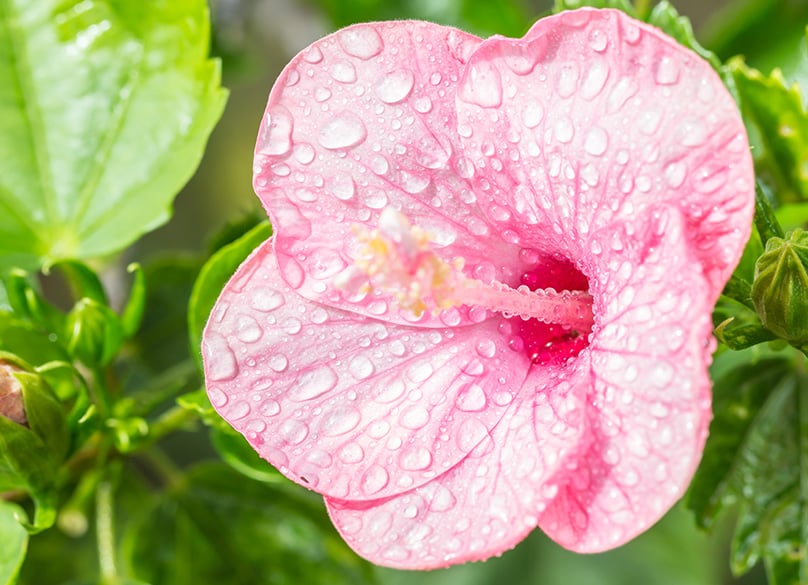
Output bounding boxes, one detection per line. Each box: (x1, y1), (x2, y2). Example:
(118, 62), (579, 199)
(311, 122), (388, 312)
(752, 229), (808, 344)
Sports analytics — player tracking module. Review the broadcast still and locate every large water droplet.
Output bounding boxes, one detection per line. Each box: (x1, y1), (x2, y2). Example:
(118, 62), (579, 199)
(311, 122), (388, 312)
(339, 442), (365, 463)
(289, 365), (338, 401)
(204, 333), (239, 381)
(458, 60), (503, 108)
(399, 445), (432, 471)
(580, 61), (610, 100)
(522, 100), (544, 129)
(554, 117), (574, 143)
(349, 355), (375, 380)
(606, 77), (638, 114)
(399, 405), (430, 429)
(235, 315), (263, 343)
(339, 26), (384, 60)
(257, 106), (294, 156)
(318, 112), (368, 150)
(584, 126), (608, 156)
(556, 62), (579, 98)
(375, 69), (415, 104)
(279, 419), (309, 445)
(329, 172), (356, 200)
(664, 161), (687, 189)
(330, 60), (357, 83)
(361, 465), (390, 495)
(456, 383), (487, 412)
(655, 55), (680, 85)
(322, 406), (362, 436)
(250, 287), (284, 312)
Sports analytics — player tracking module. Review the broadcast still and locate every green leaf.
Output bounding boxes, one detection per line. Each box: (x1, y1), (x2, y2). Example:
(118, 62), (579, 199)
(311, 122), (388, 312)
(688, 348), (808, 584)
(210, 427), (284, 484)
(0, 500), (28, 585)
(188, 221), (271, 370)
(123, 463), (377, 585)
(552, 0), (636, 16)
(176, 388), (230, 432)
(645, 1), (721, 70)
(0, 415), (57, 532)
(688, 351), (792, 527)
(0, 0), (227, 269)
(130, 255), (201, 373)
(731, 59), (808, 203)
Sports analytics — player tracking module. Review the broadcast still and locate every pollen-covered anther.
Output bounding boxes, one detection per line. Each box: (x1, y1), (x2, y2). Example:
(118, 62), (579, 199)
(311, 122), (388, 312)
(345, 207), (594, 329)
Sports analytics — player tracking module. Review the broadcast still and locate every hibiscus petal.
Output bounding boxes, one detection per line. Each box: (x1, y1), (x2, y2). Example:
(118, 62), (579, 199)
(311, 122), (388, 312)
(202, 238), (526, 500)
(254, 21), (529, 327)
(453, 8), (753, 295)
(326, 360), (589, 569)
(538, 207), (713, 551)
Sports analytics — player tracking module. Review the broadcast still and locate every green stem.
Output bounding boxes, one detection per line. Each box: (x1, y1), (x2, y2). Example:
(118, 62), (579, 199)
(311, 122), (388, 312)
(129, 359), (198, 416)
(96, 479), (117, 584)
(148, 405), (197, 445)
(139, 447), (184, 490)
(755, 182), (785, 244)
(722, 274), (756, 310)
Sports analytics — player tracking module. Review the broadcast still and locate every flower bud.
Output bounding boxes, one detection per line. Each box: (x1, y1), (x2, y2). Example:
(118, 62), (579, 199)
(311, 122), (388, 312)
(0, 361), (26, 425)
(752, 229), (808, 345)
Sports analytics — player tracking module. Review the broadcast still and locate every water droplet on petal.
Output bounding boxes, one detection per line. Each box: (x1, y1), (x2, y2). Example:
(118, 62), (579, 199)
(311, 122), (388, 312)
(235, 315), (263, 343)
(339, 442), (364, 463)
(430, 484), (456, 512)
(664, 161), (687, 188)
(475, 339), (496, 358)
(322, 406), (362, 436)
(314, 87), (331, 102)
(414, 96), (432, 113)
(208, 386), (227, 408)
(339, 26), (383, 59)
(399, 405), (430, 429)
(361, 465), (389, 495)
(554, 117), (574, 143)
(655, 55), (680, 85)
(581, 61), (609, 100)
(204, 333), (238, 381)
(458, 60), (503, 108)
(522, 100), (544, 129)
(349, 355), (374, 380)
(329, 172), (356, 200)
(269, 354), (289, 372)
(289, 365), (338, 401)
(293, 143), (315, 164)
(279, 419), (309, 444)
(258, 106), (294, 156)
(638, 108), (663, 135)
(399, 446), (432, 471)
(318, 112), (367, 150)
(375, 69), (415, 104)
(330, 60), (357, 83)
(303, 45), (323, 63)
(588, 27), (608, 52)
(606, 77), (638, 114)
(584, 126), (608, 156)
(694, 165), (728, 194)
(250, 287), (284, 312)
(556, 62), (579, 98)
(456, 384), (487, 412)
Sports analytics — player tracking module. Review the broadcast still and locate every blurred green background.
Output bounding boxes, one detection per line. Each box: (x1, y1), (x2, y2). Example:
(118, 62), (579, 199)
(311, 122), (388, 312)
(132, 1), (808, 584)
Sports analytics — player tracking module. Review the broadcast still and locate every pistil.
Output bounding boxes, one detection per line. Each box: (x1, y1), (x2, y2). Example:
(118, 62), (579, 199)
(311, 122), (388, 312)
(343, 208), (594, 331)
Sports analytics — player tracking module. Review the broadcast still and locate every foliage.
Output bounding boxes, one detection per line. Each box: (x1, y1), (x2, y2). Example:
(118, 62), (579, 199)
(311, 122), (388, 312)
(0, 0), (805, 584)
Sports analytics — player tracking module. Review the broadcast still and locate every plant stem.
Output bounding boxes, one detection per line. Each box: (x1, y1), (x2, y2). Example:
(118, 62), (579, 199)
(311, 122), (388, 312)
(96, 479), (118, 584)
(755, 182), (785, 244)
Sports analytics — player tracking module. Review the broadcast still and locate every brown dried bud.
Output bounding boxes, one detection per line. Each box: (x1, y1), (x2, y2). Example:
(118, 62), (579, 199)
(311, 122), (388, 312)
(0, 362), (26, 425)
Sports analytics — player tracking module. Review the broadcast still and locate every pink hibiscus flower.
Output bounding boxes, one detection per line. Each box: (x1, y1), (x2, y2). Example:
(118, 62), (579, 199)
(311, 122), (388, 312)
(202, 7), (754, 569)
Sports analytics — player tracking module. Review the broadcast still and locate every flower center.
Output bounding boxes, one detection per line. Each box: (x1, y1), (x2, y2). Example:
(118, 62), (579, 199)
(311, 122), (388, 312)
(341, 208), (594, 341)
(508, 259), (591, 366)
